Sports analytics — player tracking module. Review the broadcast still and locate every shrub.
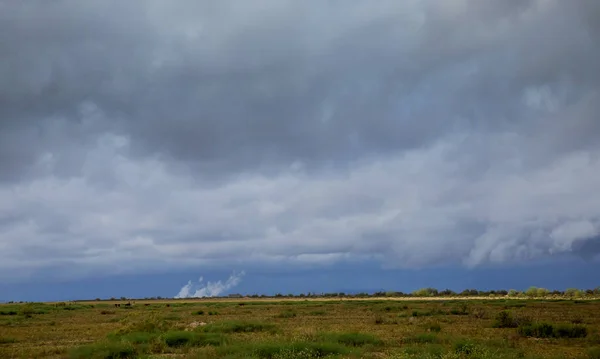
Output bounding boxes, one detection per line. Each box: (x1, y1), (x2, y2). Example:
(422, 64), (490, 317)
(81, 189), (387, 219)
(525, 286), (549, 298)
(428, 323), (442, 333)
(321, 332), (382, 347)
(454, 340), (476, 355)
(118, 332), (157, 344)
(113, 316), (172, 335)
(309, 311), (326, 316)
(403, 333), (439, 344)
(571, 316), (584, 324)
(217, 342), (349, 359)
(276, 310), (297, 318)
(69, 342), (137, 359)
(163, 331), (226, 347)
(194, 310), (205, 315)
(518, 323), (555, 338)
(554, 324), (588, 338)
(566, 288), (584, 298)
(412, 288), (439, 297)
(493, 311), (518, 328)
(517, 322), (587, 339)
(20, 305), (35, 318)
(588, 347), (600, 359)
(0, 337), (17, 344)
(202, 321), (276, 334)
(472, 308), (487, 319)
(100, 310), (115, 315)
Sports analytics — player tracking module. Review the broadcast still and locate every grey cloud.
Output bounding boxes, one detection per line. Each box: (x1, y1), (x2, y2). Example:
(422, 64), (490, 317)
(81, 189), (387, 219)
(1, 0), (600, 279)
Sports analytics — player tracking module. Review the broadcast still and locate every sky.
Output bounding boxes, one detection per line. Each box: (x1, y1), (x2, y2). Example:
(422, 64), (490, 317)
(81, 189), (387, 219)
(1, 0), (600, 302)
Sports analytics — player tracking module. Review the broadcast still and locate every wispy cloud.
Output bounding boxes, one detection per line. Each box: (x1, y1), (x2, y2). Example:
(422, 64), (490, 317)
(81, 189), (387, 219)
(174, 271), (246, 298)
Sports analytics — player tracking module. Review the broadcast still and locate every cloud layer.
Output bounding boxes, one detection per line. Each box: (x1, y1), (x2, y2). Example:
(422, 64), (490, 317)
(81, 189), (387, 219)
(1, 0), (600, 280)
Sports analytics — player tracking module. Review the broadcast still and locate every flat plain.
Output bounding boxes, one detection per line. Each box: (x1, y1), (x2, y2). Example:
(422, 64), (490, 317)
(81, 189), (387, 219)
(1, 297), (600, 358)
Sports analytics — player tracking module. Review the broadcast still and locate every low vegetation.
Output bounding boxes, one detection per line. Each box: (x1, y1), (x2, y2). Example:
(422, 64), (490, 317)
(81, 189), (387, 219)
(1, 296), (599, 358)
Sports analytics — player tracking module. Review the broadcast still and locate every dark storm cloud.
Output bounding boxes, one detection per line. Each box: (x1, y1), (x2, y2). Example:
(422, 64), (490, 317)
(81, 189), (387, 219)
(1, 0), (600, 279)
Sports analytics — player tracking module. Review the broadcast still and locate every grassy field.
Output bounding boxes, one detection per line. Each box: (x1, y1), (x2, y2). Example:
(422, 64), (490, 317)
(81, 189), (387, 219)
(1, 298), (600, 358)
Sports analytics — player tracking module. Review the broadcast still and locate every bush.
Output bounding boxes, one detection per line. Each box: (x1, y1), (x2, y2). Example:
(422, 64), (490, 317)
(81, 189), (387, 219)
(276, 310), (297, 318)
(412, 288), (439, 297)
(202, 321), (276, 334)
(518, 323), (555, 338)
(454, 340), (476, 355)
(472, 308), (486, 319)
(525, 286), (549, 298)
(517, 322), (587, 339)
(321, 332), (381, 347)
(163, 331), (226, 347)
(403, 333), (439, 344)
(566, 288), (584, 298)
(69, 342), (137, 359)
(493, 311), (518, 328)
(194, 310), (205, 315)
(554, 324), (588, 338)
(217, 342), (349, 359)
(118, 332), (156, 344)
(0, 337), (17, 344)
(588, 347), (600, 359)
(113, 316), (172, 335)
(428, 323), (442, 333)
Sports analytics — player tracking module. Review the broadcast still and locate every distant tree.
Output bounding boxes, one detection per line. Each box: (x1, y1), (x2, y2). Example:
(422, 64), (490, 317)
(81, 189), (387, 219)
(413, 288), (438, 297)
(565, 288), (583, 298)
(507, 289), (519, 297)
(523, 286), (549, 297)
(525, 287), (538, 297)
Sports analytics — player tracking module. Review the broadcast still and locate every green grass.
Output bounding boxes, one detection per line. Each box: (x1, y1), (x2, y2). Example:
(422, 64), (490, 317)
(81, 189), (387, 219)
(2, 298), (600, 358)
(276, 310), (298, 318)
(202, 321), (277, 334)
(163, 331), (227, 347)
(427, 322), (442, 333)
(69, 341), (138, 359)
(588, 347), (600, 359)
(0, 337), (18, 344)
(402, 333), (440, 344)
(517, 322), (588, 338)
(117, 331), (157, 344)
(319, 332), (382, 347)
(216, 341), (351, 359)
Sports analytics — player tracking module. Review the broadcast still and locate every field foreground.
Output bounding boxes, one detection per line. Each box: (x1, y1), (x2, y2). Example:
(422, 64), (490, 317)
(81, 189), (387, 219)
(1, 298), (600, 358)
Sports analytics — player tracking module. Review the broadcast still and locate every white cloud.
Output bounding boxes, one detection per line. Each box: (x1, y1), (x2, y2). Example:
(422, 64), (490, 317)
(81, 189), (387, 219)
(0, 127), (599, 279)
(0, 0), (599, 281)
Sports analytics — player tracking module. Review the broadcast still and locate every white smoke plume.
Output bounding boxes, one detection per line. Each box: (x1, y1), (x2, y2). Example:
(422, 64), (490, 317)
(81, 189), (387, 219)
(174, 271), (246, 298)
